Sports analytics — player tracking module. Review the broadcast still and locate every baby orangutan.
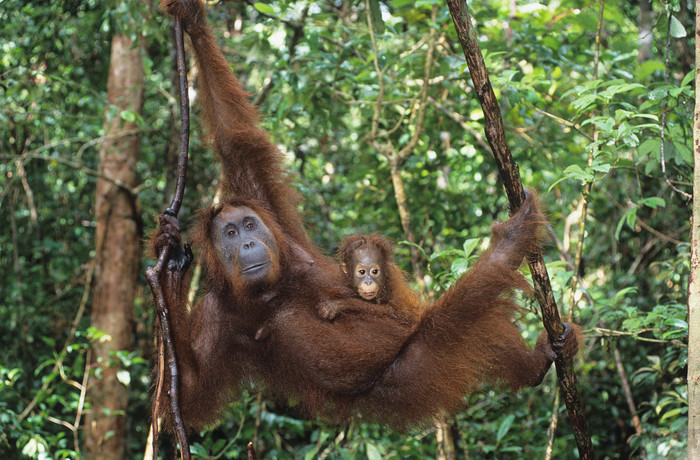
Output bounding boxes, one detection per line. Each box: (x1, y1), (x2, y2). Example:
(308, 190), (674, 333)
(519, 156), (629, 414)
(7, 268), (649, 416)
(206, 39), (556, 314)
(257, 234), (420, 338)
(340, 234), (387, 302)
(328, 233), (424, 321)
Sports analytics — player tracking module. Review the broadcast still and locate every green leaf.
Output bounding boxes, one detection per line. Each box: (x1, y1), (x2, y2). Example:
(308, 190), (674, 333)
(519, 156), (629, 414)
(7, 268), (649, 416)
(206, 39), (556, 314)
(660, 407), (683, 423)
(638, 138), (661, 158)
(524, 88), (539, 104)
(563, 164), (595, 183)
(681, 70), (694, 88)
(117, 370), (131, 386)
(451, 257), (470, 277)
(613, 287), (638, 302)
(365, 441), (382, 460)
(648, 88), (668, 100)
(615, 206), (638, 240)
(190, 444), (208, 456)
(675, 142), (693, 164)
(22, 435), (49, 457)
(505, 87), (521, 106)
(670, 318), (688, 329)
(598, 83), (645, 100)
(462, 238), (481, 258)
(496, 414), (515, 442)
(592, 117), (615, 133)
(571, 93), (597, 113)
(640, 197), (665, 209)
(669, 16), (687, 38)
(253, 2), (275, 16)
(120, 110), (136, 122)
(212, 439), (226, 452)
(636, 60), (666, 80)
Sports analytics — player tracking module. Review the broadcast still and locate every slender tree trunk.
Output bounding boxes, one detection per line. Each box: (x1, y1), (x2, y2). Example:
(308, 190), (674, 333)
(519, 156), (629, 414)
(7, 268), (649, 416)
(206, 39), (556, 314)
(388, 160), (425, 286)
(614, 348), (647, 459)
(637, 0), (653, 62)
(83, 33), (144, 459)
(435, 415), (456, 460)
(446, 1), (595, 457)
(688, 2), (700, 456)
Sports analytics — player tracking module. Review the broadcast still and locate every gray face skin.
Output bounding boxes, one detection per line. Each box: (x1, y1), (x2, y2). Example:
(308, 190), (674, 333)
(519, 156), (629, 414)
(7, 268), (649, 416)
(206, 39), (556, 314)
(345, 246), (383, 301)
(212, 206), (278, 285)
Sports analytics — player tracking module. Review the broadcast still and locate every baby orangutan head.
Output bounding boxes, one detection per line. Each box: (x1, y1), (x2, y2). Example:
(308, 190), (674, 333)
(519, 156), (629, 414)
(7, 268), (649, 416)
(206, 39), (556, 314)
(339, 234), (393, 302)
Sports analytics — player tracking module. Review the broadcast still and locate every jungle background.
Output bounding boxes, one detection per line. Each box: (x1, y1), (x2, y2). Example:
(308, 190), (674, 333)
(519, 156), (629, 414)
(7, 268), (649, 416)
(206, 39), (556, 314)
(0, 0), (693, 458)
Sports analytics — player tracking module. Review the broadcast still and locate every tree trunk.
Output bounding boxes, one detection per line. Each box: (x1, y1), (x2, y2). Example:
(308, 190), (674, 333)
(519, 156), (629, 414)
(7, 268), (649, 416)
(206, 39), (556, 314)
(434, 415), (456, 460)
(637, 0), (653, 62)
(388, 160), (425, 288)
(83, 33), (144, 459)
(445, 1), (595, 457)
(688, 2), (700, 456)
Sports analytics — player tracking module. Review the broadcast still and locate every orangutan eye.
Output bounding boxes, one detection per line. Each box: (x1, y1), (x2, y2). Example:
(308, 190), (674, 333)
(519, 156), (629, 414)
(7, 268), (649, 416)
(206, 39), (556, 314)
(371, 269), (379, 275)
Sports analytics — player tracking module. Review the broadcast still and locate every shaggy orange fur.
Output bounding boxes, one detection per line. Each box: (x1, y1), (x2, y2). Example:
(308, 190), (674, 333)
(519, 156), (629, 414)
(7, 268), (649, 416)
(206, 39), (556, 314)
(152, 0), (578, 431)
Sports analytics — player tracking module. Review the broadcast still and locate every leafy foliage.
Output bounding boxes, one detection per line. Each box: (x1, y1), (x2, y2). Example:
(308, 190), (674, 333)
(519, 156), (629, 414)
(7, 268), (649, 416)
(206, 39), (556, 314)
(1, 0), (692, 458)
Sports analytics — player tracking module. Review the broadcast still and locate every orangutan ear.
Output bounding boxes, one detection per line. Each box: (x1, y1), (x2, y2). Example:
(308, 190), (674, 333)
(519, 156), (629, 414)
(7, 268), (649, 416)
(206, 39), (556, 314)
(340, 262), (348, 274)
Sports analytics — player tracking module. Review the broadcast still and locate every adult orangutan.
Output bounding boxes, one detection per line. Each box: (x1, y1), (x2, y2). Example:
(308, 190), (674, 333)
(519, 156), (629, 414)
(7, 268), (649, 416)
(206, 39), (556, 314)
(153, 0), (578, 432)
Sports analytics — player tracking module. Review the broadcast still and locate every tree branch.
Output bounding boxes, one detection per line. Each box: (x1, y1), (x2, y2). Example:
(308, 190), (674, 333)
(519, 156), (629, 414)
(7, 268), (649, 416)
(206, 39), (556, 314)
(614, 348), (649, 458)
(445, 1), (595, 458)
(145, 18), (191, 460)
(364, 1), (439, 290)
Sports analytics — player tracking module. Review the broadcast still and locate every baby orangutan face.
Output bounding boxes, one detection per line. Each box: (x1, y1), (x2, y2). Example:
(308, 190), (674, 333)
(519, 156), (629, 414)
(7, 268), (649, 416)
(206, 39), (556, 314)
(342, 245), (383, 301)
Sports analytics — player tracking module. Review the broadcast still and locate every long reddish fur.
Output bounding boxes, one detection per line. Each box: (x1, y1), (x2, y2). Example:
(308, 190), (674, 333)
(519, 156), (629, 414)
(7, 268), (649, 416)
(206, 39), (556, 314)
(153, 0), (565, 432)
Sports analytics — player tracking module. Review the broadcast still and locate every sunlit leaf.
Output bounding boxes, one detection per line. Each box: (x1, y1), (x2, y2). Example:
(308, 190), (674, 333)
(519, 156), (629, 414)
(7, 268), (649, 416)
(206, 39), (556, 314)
(366, 441), (382, 460)
(669, 15), (687, 38)
(253, 2), (275, 15)
(117, 370), (131, 386)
